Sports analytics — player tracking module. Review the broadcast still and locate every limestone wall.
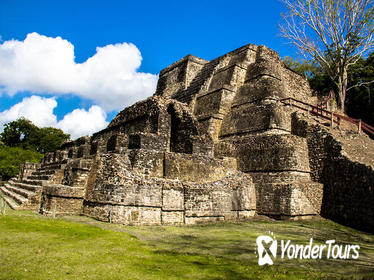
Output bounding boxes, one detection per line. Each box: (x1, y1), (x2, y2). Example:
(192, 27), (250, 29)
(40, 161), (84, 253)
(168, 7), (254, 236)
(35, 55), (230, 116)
(292, 112), (374, 232)
(39, 184), (85, 216)
(83, 153), (255, 225)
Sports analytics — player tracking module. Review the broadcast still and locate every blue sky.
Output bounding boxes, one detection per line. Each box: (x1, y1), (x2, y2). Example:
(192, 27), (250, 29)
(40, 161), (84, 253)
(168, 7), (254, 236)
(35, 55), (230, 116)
(0, 0), (298, 139)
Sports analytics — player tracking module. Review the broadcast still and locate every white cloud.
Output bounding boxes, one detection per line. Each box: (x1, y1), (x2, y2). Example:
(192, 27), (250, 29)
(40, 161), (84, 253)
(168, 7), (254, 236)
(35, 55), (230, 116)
(0, 32), (158, 111)
(56, 106), (108, 139)
(0, 96), (57, 130)
(0, 95), (109, 139)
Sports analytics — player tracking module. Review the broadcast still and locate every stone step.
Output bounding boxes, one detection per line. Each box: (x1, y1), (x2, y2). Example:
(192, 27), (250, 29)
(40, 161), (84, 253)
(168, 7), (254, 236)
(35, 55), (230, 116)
(27, 174), (52, 181)
(40, 163), (66, 170)
(21, 179), (44, 186)
(7, 178), (19, 185)
(11, 181), (41, 192)
(5, 183), (34, 199)
(250, 171), (312, 184)
(8, 179), (16, 185)
(0, 186), (27, 205)
(0, 192), (20, 210)
(31, 169), (56, 176)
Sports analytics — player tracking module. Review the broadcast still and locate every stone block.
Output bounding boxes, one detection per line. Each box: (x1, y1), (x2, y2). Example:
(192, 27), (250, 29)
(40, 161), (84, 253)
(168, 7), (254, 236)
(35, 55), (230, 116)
(231, 185), (256, 211)
(185, 216), (225, 225)
(232, 134), (311, 172)
(250, 171), (312, 184)
(162, 186), (184, 210)
(94, 182), (163, 207)
(83, 203), (161, 225)
(220, 101), (291, 136)
(208, 64), (246, 92)
(184, 187), (232, 217)
(162, 211), (184, 225)
(42, 184), (85, 198)
(130, 149), (164, 177)
(156, 55), (207, 99)
(111, 206), (161, 225)
(232, 75), (286, 107)
(237, 210), (256, 220)
(163, 153), (232, 183)
(255, 182), (323, 217)
(40, 192), (83, 216)
(195, 87), (236, 120)
(128, 133), (168, 151)
(245, 45), (283, 80)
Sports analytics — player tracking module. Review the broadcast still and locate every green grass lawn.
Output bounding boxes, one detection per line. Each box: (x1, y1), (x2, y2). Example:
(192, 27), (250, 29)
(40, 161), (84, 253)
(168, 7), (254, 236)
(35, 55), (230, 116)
(1, 209), (373, 280)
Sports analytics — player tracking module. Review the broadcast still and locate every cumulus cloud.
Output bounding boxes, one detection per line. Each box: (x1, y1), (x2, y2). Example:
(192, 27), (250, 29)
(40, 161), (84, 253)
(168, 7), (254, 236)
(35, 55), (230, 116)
(0, 95), (109, 139)
(56, 106), (108, 139)
(0, 32), (158, 111)
(0, 96), (57, 129)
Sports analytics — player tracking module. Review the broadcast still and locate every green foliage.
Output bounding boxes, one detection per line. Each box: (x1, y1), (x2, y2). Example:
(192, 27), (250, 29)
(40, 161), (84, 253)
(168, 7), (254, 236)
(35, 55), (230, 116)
(0, 146), (43, 180)
(346, 52), (374, 126)
(0, 118), (70, 153)
(38, 127), (70, 153)
(1, 118), (39, 149)
(0, 118), (69, 180)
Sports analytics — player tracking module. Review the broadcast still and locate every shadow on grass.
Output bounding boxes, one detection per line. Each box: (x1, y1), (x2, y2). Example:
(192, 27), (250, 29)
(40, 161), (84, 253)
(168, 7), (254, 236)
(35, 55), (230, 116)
(22, 211), (374, 279)
(121, 219), (374, 279)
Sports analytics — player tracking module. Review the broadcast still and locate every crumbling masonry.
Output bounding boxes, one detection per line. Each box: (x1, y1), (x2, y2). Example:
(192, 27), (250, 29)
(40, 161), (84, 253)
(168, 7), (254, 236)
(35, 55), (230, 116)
(1, 44), (373, 232)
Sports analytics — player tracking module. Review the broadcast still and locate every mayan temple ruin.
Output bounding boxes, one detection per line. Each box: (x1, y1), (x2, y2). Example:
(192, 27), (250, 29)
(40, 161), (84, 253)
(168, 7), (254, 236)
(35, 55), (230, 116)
(1, 44), (373, 232)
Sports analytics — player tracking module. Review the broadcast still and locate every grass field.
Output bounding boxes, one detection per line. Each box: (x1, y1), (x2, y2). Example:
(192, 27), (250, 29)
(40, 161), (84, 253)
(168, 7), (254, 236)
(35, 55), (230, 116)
(0, 208), (373, 280)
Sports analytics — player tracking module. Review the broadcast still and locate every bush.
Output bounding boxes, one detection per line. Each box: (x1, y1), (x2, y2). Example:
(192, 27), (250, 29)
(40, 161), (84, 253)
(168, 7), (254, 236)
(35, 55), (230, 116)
(0, 146), (43, 180)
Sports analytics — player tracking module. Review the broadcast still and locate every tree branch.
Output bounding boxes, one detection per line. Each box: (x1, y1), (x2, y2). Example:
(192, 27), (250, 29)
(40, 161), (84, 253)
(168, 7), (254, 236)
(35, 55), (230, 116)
(347, 79), (374, 91)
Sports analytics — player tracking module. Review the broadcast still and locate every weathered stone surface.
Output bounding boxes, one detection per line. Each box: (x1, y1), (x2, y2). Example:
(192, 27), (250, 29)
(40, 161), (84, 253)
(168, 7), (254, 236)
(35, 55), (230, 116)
(130, 149), (164, 177)
(161, 211), (184, 225)
(217, 134), (311, 173)
(42, 184), (85, 198)
(163, 153), (236, 182)
(155, 55), (208, 100)
(83, 202), (162, 225)
(162, 186), (184, 210)
(255, 182), (323, 217)
(220, 101), (292, 136)
(292, 112), (374, 232)
(8, 43), (371, 231)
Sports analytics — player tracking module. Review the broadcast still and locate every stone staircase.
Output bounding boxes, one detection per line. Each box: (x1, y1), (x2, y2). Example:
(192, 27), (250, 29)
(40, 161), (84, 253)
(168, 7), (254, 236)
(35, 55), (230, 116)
(0, 161), (66, 210)
(0, 178), (42, 210)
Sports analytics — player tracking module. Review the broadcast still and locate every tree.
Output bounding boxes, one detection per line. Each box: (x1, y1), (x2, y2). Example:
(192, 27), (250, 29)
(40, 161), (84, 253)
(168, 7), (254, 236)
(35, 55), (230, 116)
(0, 146), (43, 181)
(283, 52), (374, 126)
(346, 51), (374, 125)
(38, 127), (70, 153)
(1, 118), (39, 149)
(0, 118), (70, 153)
(0, 118), (70, 180)
(280, 0), (374, 112)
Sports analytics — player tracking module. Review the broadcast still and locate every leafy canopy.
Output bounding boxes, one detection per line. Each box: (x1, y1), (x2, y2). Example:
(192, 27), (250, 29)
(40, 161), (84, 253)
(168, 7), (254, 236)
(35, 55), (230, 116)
(0, 118), (70, 153)
(0, 146), (43, 181)
(0, 118), (70, 180)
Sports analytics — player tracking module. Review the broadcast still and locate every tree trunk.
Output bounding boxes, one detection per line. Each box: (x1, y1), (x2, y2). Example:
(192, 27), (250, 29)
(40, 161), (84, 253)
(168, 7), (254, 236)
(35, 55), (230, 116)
(337, 66), (348, 113)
